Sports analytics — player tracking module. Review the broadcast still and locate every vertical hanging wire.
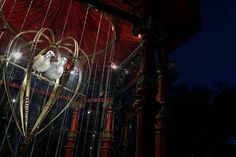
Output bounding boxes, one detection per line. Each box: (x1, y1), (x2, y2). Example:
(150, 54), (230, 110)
(57, 80), (78, 157)
(13, 77), (37, 155)
(58, 114), (69, 157)
(81, 59), (99, 157)
(53, 1), (79, 154)
(27, 79), (50, 155)
(106, 35), (116, 99)
(89, 23), (111, 157)
(0, 1), (59, 155)
(26, 0), (54, 143)
(2, 0), (43, 138)
(54, 69), (77, 157)
(0, 90), (6, 107)
(96, 28), (117, 157)
(55, 108), (68, 157)
(19, 0), (54, 137)
(73, 7), (95, 157)
(59, 0), (73, 42)
(14, 134), (21, 156)
(0, 0), (17, 39)
(44, 126), (53, 157)
(0, 0), (7, 10)
(33, 5), (92, 136)
(0, 103), (15, 151)
(77, 11), (103, 157)
(40, 0), (53, 28)
(78, 6), (89, 56)
(27, 0), (71, 139)
(88, 60), (100, 157)
(0, 0), (17, 15)
(0, 0), (24, 140)
(29, 134), (37, 157)
(24, 0), (53, 133)
(19, 0), (34, 32)
(5, 127), (15, 157)
(73, 61), (90, 156)
(0, 0), (56, 153)
(73, 6), (90, 156)
(58, 112), (69, 157)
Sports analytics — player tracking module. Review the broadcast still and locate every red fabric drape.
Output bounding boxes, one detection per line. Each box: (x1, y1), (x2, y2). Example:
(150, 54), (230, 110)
(1, 0), (140, 65)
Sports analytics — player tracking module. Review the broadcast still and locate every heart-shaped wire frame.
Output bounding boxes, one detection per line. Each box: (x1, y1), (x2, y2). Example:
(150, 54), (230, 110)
(2, 28), (91, 141)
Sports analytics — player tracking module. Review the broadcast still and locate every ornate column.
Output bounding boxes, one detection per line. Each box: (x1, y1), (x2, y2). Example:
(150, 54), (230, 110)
(133, 30), (158, 157)
(64, 104), (80, 157)
(120, 111), (130, 157)
(155, 50), (171, 157)
(100, 103), (114, 157)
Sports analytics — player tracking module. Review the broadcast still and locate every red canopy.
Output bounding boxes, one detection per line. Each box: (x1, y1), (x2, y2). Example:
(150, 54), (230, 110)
(0, 0), (200, 64)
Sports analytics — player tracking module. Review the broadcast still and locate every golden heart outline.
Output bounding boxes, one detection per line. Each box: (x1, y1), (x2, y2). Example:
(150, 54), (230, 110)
(2, 28), (91, 140)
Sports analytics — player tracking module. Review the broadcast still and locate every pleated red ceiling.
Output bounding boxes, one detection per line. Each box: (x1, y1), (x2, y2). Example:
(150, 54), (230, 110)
(1, 0), (140, 64)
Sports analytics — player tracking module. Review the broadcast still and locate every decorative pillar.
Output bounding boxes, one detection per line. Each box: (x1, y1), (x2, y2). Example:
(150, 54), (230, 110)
(133, 31), (158, 157)
(155, 50), (170, 157)
(100, 103), (114, 157)
(64, 104), (80, 157)
(120, 111), (130, 157)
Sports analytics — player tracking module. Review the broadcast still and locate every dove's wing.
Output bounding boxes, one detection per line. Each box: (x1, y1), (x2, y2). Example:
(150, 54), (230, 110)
(45, 61), (61, 80)
(32, 56), (44, 71)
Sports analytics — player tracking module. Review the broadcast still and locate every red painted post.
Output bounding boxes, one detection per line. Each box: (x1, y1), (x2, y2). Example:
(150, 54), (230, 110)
(100, 103), (114, 157)
(155, 51), (170, 157)
(121, 111), (129, 157)
(133, 32), (157, 157)
(64, 105), (80, 157)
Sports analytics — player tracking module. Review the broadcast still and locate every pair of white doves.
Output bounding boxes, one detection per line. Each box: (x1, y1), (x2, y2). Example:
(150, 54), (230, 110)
(32, 50), (67, 80)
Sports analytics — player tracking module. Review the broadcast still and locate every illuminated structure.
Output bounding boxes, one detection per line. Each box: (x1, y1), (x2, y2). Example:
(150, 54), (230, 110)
(0, 0), (200, 157)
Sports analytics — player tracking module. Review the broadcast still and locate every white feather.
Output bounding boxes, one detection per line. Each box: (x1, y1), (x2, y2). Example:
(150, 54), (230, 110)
(45, 57), (67, 80)
(32, 50), (55, 73)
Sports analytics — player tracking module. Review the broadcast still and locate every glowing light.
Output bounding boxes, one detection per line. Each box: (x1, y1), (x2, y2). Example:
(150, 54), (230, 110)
(70, 70), (76, 75)
(92, 134), (95, 137)
(111, 63), (119, 70)
(12, 51), (22, 60)
(124, 69), (129, 74)
(89, 147), (92, 150)
(87, 110), (91, 114)
(138, 34), (142, 39)
(12, 99), (16, 103)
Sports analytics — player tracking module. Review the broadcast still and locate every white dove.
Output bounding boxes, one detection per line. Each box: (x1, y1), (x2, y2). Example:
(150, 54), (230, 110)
(32, 50), (55, 74)
(45, 57), (67, 81)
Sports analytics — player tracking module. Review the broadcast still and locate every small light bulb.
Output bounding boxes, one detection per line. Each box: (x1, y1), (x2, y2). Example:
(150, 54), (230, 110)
(87, 110), (91, 114)
(12, 99), (16, 103)
(138, 34), (142, 39)
(70, 70), (76, 75)
(124, 69), (129, 74)
(12, 52), (22, 60)
(111, 63), (118, 70)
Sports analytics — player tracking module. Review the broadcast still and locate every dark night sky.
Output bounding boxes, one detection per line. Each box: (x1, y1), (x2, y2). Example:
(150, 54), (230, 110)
(171, 0), (236, 88)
